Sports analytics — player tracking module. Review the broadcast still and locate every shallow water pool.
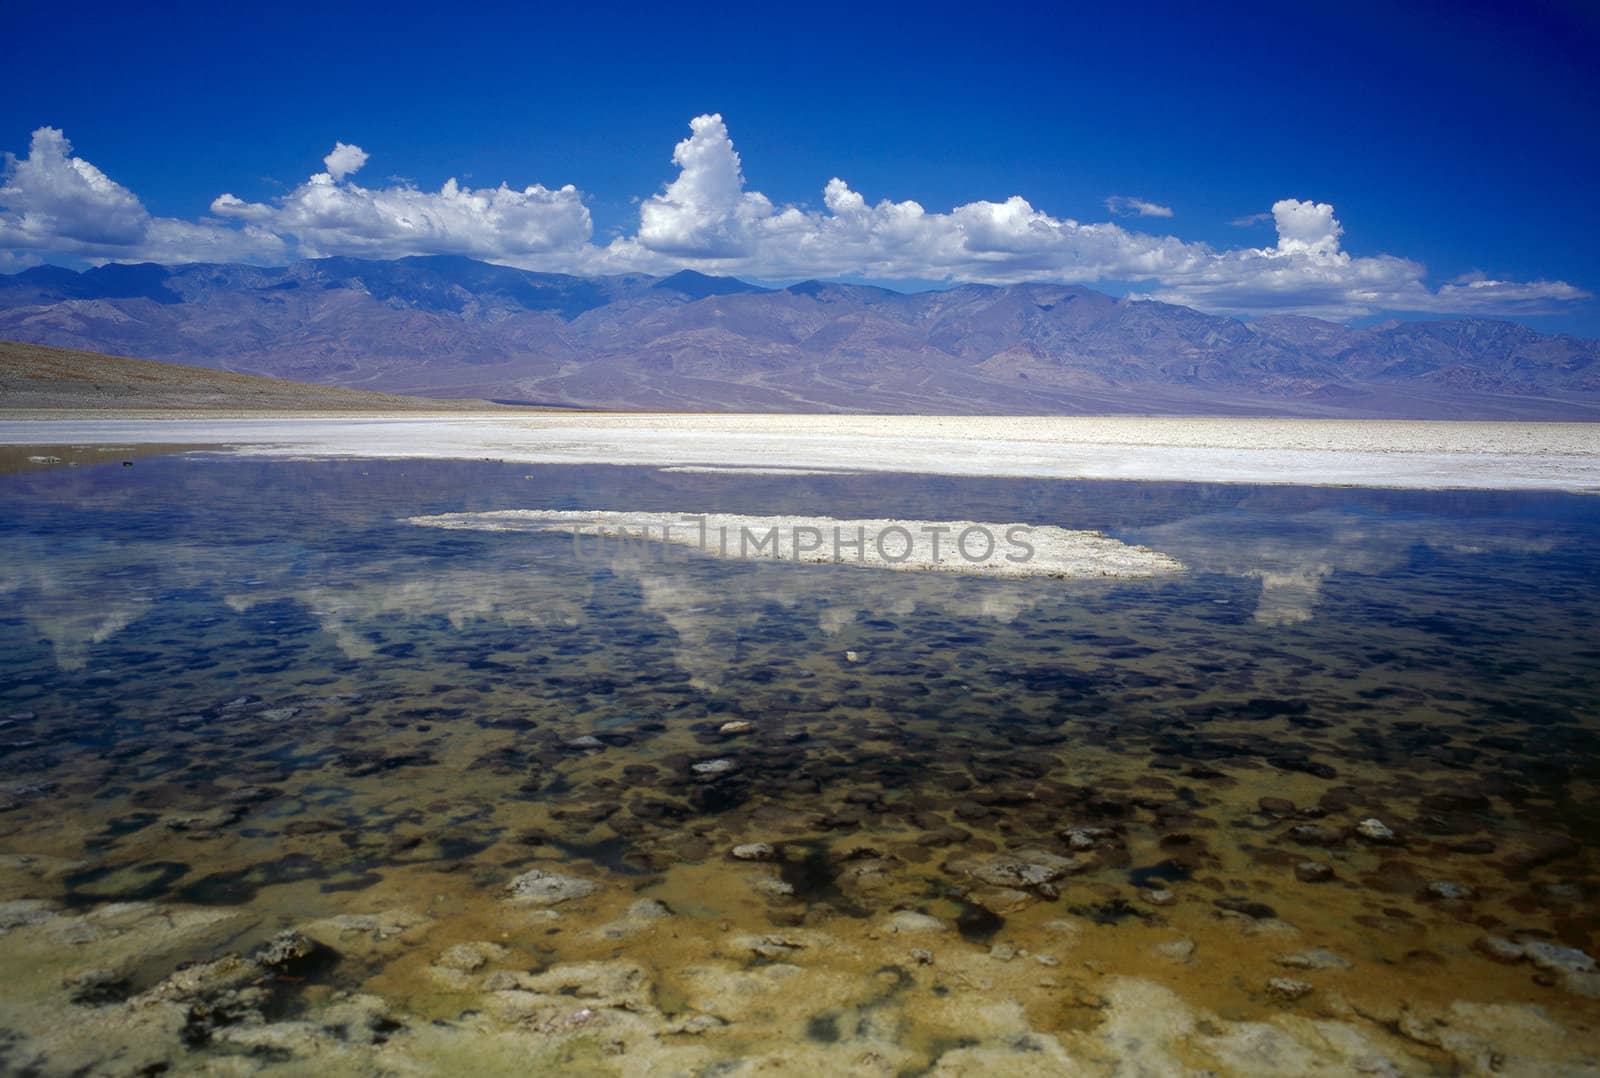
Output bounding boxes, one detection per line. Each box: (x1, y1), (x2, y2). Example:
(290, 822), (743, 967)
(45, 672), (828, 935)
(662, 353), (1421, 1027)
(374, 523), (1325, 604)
(1, 453), (1597, 1074)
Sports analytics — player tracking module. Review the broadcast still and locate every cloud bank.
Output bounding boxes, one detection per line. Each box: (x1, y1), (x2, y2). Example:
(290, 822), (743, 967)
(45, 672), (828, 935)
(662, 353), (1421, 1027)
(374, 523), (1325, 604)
(0, 128), (285, 264)
(1, 116), (1587, 320)
(206, 137), (591, 262)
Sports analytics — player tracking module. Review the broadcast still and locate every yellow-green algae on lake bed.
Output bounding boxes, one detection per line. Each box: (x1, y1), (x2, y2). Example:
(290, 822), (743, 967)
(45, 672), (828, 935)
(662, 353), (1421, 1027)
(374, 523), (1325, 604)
(0, 456), (1597, 1075)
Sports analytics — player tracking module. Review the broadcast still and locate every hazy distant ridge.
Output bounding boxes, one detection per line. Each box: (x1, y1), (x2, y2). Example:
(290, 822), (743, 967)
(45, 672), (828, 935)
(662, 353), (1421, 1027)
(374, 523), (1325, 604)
(2, 256), (1596, 418)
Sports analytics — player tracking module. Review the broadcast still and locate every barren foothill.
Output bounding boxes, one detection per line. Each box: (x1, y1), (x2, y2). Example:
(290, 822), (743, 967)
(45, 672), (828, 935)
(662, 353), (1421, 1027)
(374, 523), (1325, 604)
(0, 340), (521, 415)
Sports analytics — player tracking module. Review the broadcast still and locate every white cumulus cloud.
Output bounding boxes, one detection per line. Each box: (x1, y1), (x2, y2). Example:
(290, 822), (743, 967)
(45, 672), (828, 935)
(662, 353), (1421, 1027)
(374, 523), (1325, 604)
(1270, 198), (1342, 256)
(1, 127), (284, 264)
(602, 116), (1208, 283)
(635, 113), (782, 258)
(1137, 199), (1588, 317)
(209, 192), (275, 223)
(209, 142), (593, 261)
(1105, 195), (1174, 218)
(0, 119), (1590, 322)
(322, 142), (369, 183)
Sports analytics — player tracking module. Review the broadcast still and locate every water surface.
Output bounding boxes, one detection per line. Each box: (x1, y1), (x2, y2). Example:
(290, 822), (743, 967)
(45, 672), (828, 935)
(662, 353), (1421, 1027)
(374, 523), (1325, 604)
(2, 454), (1597, 1073)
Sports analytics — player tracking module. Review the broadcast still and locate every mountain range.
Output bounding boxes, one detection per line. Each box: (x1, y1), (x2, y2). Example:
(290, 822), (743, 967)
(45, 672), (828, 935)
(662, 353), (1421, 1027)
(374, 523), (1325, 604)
(2, 255), (1597, 418)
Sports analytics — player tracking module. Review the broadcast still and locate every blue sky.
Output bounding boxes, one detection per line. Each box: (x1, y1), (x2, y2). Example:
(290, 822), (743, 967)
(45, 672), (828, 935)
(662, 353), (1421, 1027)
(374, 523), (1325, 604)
(3, 0), (1597, 332)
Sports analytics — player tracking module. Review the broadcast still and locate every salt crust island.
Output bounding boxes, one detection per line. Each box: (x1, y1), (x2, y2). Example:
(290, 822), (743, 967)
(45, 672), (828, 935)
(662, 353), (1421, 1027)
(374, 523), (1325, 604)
(407, 511), (1188, 580)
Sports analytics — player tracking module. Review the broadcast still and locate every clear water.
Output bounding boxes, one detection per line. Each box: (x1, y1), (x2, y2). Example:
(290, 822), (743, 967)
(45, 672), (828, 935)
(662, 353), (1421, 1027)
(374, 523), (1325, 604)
(2, 452), (1598, 1071)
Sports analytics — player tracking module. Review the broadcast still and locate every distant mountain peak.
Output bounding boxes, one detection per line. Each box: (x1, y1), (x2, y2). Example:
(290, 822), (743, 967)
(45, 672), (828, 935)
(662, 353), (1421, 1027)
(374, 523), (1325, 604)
(651, 269), (766, 299)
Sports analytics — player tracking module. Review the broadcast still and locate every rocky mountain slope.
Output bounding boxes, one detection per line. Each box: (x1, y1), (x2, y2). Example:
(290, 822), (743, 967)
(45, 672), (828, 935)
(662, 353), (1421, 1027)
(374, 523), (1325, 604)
(2, 256), (1596, 417)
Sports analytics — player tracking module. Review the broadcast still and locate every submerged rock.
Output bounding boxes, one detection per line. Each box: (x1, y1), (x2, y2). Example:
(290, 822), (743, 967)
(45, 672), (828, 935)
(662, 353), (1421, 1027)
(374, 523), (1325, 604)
(223, 785), (280, 806)
(1062, 826), (1120, 851)
(64, 967), (130, 1005)
(748, 871), (796, 899)
(1077, 977), (1419, 1075)
(835, 854), (896, 895)
(136, 953), (261, 1004)
(626, 898), (673, 922)
(163, 807), (244, 835)
(594, 899), (675, 940)
(510, 959), (655, 1011)
(1275, 949), (1352, 971)
(253, 930), (318, 971)
(1294, 860), (1335, 883)
(1355, 818), (1399, 844)
(948, 849), (1089, 890)
(971, 887), (1035, 915)
(0, 898), (57, 933)
(1043, 918), (1087, 943)
(506, 867), (599, 906)
(1563, 973), (1600, 999)
(1266, 977), (1314, 1001)
(435, 941), (509, 973)
(662, 1012), (727, 1035)
(1214, 896), (1277, 920)
(1153, 938), (1196, 963)
(1473, 935), (1526, 963)
(739, 934), (806, 959)
(1523, 940), (1595, 974)
(301, 910), (429, 957)
(730, 842), (777, 861)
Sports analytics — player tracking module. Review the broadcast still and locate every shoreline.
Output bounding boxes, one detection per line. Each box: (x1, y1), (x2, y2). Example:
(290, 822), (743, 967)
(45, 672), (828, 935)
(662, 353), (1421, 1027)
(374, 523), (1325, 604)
(0, 413), (1597, 491)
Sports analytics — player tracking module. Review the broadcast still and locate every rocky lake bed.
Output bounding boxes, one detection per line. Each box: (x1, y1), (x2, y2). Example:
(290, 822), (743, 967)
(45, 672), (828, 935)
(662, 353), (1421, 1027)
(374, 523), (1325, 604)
(0, 449), (1597, 1074)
